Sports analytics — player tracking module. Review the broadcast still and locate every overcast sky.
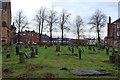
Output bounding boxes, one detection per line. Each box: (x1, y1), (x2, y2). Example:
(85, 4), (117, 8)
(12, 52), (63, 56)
(11, 0), (119, 39)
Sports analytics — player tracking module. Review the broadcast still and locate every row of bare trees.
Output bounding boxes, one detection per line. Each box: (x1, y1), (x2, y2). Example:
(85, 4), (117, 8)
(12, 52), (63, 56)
(14, 7), (107, 46)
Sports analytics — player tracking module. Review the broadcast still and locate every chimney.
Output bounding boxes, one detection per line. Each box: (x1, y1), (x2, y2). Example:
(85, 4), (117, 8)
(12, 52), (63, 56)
(109, 16), (111, 24)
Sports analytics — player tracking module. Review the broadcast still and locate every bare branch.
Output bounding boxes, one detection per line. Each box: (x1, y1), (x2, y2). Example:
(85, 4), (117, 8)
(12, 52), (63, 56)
(88, 9), (107, 46)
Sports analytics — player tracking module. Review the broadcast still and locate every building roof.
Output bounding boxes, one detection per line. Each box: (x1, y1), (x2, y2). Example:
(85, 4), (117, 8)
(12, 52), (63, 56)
(113, 18), (120, 23)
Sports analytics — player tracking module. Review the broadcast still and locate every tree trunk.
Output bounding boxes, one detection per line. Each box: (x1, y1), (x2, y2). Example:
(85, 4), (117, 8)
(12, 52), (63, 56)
(97, 31), (100, 47)
(39, 23), (41, 45)
(77, 28), (79, 45)
(40, 21), (44, 44)
(62, 28), (64, 45)
(50, 29), (52, 45)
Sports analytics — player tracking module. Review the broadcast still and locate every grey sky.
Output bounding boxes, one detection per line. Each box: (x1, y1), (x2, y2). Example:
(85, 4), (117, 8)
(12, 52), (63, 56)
(11, 0), (119, 39)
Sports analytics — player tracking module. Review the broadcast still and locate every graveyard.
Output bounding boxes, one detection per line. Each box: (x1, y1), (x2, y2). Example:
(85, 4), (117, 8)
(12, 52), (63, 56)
(2, 44), (120, 79)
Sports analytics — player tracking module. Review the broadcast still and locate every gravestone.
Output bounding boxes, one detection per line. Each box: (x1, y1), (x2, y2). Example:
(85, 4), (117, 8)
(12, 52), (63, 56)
(115, 54), (120, 66)
(78, 49), (81, 59)
(109, 55), (115, 63)
(106, 47), (109, 55)
(72, 47), (74, 54)
(56, 45), (60, 52)
(4, 46), (7, 51)
(88, 46), (91, 50)
(6, 54), (10, 58)
(16, 46), (19, 55)
(112, 48), (115, 55)
(93, 47), (95, 51)
(68, 46), (71, 51)
(35, 48), (38, 55)
(82, 49), (84, 52)
(101, 47), (104, 51)
(76, 45), (79, 49)
(23, 52), (29, 59)
(31, 47), (35, 58)
(45, 45), (47, 49)
(19, 52), (25, 63)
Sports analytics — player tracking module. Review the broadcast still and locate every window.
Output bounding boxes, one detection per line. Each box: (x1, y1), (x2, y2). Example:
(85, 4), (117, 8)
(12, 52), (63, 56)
(117, 23), (120, 28)
(117, 31), (120, 36)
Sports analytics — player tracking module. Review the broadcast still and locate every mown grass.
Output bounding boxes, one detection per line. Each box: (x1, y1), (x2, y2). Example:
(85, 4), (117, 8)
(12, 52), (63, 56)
(2, 45), (120, 79)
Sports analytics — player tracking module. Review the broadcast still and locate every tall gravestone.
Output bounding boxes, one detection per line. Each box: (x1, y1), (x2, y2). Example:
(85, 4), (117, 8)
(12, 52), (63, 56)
(35, 48), (38, 55)
(31, 47), (35, 58)
(16, 46), (19, 55)
(72, 47), (74, 54)
(68, 46), (71, 51)
(78, 48), (81, 59)
(106, 47), (109, 55)
(92, 47), (95, 51)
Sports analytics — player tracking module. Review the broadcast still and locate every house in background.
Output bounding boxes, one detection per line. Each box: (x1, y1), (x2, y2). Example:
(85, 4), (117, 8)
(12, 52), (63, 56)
(18, 30), (49, 43)
(105, 17), (120, 48)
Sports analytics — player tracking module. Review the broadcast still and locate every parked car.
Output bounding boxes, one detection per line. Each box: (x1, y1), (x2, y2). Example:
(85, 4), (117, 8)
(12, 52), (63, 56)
(28, 42), (37, 45)
(32, 42), (37, 45)
(16, 41), (24, 44)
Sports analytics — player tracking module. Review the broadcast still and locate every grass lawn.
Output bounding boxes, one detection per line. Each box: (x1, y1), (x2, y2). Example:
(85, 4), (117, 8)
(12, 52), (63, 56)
(2, 45), (120, 79)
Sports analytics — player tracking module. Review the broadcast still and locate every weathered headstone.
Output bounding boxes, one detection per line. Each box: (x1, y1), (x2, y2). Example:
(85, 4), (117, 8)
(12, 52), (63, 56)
(109, 55), (115, 63)
(68, 46), (71, 51)
(115, 54), (120, 66)
(6, 54), (10, 58)
(76, 45), (79, 49)
(45, 45), (47, 49)
(92, 47), (95, 51)
(31, 47), (35, 58)
(106, 47), (109, 55)
(35, 48), (38, 55)
(88, 46), (91, 50)
(78, 49), (81, 59)
(16, 46), (19, 55)
(56, 45), (60, 52)
(19, 52), (25, 63)
(72, 47), (74, 54)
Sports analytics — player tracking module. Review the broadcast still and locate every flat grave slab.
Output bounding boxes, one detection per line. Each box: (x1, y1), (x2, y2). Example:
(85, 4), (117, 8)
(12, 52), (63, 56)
(70, 70), (111, 76)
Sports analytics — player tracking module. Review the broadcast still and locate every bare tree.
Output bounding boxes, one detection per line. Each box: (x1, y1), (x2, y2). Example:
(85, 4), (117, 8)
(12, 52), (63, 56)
(35, 7), (46, 44)
(75, 15), (84, 40)
(88, 9), (107, 47)
(59, 9), (71, 45)
(14, 10), (29, 44)
(46, 7), (58, 44)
